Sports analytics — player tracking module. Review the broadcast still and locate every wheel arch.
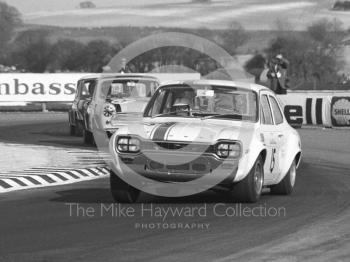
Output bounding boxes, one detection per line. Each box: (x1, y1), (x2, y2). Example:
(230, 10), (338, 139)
(115, 104), (122, 112)
(235, 142), (266, 182)
(259, 149), (267, 164)
(276, 149), (301, 184)
(295, 151), (302, 169)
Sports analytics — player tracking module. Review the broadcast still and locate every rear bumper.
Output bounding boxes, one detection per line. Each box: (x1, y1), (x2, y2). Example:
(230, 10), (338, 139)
(117, 152), (239, 186)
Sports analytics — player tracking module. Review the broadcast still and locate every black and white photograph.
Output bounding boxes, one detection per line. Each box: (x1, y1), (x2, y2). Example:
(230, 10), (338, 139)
(0, 0), (350, 261)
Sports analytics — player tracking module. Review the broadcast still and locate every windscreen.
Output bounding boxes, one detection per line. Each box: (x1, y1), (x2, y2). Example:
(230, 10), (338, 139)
(98, 78), (159, 100)
(146, 84), (258, 122)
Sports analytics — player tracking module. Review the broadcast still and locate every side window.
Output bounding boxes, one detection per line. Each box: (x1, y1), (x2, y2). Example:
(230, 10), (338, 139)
(162, 92), (174, 113)
(74, 80), (82, 100)
(88, 80), (96, 96)
(260, 95), (273, 125)
(150, 90), (166, 116)
(99, 80), (112, 100)
(260, 107), (266, 123)
(81, 81), (90, 96)
(81, 80), (96, 97)
(269, 96), (284, 125)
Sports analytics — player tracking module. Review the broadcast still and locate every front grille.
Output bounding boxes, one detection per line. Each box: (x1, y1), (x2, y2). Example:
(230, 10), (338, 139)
(192, 163), (206, 172)
(121, 157), (134, 164)
(142, 141), (214, 153)
(156, 142), (188, 150)
(149, 161), (164, 170)
(166, 164), (190, 171)
(148, 159), (209, 174)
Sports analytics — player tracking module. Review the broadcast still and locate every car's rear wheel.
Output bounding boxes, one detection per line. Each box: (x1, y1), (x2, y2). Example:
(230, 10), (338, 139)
(230, 156), (264, 203)
(110, 171), (140, 203)
(270, 160), (296, 195)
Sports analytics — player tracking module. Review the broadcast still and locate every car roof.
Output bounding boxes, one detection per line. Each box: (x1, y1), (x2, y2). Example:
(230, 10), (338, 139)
(78, 74), (102, 81)
(159, 79), (271, 93)
(98, 73), (159, 81)
(78, 73), (159, 82)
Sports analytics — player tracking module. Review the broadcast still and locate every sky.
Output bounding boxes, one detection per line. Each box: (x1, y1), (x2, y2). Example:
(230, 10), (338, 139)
(3, 0), (178, 13)
(3, 0), (348, 31)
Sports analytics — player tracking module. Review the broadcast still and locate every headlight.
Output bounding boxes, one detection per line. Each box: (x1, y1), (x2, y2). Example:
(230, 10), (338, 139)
(129, 138), (140, 152)
(103, 103), (116, 117)
(116, 137), (141, 153)
(216, 142), (241, 158)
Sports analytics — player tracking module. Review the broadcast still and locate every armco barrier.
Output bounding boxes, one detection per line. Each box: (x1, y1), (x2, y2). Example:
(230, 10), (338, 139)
(1, 74), (349, 127)
(277, 94), (332, 127)
(278, 90), (350, 128)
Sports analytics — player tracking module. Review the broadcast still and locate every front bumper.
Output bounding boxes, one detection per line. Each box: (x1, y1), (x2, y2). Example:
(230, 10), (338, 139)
(117, 151), (238, 186)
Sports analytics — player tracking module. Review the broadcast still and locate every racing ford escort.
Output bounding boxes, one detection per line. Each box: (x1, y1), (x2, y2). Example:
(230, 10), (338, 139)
(108, 80), (302, 203)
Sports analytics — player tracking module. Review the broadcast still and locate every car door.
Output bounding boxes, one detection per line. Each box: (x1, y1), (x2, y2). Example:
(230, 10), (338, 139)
(259, 93), (280, 182)
(76, 80), (86, 121)
(82, 79), (97, 131)
(70, 80), (81, 124)
(268, 94), (287, 179)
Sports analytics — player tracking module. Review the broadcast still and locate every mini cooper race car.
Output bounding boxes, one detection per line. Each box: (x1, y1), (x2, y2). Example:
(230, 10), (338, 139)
(68, 74), (99, 136)
(109, 80), (302, 203)
(83, 74), (160, 144)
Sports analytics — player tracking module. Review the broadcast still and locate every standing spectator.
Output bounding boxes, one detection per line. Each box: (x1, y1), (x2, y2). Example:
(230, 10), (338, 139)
(119, 58), (132, 73)
(267, 54), (289, 94)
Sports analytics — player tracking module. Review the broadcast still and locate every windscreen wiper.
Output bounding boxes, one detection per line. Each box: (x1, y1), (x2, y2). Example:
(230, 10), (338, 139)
(151, 113), (176, 119)
(201, 114), (243, 120)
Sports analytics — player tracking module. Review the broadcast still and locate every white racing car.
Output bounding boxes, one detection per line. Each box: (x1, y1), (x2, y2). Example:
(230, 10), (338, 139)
(84, 74), (160, 144)
(109, 80), (302, 203)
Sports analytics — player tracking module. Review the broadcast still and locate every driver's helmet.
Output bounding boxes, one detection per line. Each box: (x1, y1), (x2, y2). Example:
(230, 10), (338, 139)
(173, 97), (192, 107)
(174, 91), (194, 107)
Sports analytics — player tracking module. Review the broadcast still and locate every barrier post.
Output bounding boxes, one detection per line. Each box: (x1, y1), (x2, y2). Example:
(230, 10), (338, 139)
(42, 102), (48, 113)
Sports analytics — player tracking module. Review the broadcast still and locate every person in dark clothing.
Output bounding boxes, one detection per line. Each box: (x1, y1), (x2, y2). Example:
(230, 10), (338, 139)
(119, 58), (132, 73)
(267, 54), (290, 94)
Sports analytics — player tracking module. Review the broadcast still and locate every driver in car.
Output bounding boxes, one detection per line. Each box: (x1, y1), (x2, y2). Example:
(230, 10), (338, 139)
(171, 91), (194, 116)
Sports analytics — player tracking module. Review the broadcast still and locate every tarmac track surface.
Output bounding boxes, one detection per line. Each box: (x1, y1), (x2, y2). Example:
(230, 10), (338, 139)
(0, 113), (349, 262)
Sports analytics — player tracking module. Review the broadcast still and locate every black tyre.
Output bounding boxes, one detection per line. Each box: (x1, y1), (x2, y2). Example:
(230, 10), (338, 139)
(69, 125), (75, 136)
(110, 171), (140, 203)
(75, 121), (84, 136)
(270, 160), (296, 195)
(230, 156), (264, 203)
(83, 129), (94, 145)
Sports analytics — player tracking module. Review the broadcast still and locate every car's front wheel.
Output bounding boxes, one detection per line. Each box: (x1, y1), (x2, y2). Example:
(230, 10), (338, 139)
(230, 156), (264, 203)
(270, 160), (296, 195)
(69, 124), (75, 136)
(75, 121), (83, 136)
(110, 171), (140, 203)
(83, 129), (94, 145)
